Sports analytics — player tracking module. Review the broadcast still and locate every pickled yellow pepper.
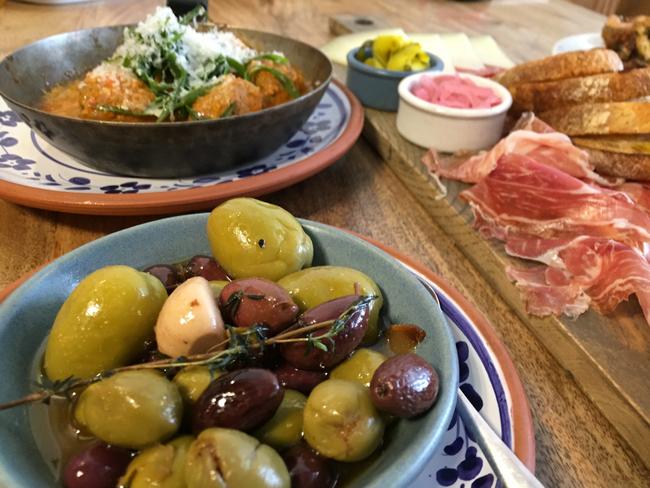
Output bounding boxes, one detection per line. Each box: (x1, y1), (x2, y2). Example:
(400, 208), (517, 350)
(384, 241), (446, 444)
(356, 35), (430, 71)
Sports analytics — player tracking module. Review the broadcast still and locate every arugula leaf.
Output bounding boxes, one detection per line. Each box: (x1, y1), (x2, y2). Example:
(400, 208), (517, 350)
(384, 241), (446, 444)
(249, 53), (289, 64)
(248, 65), (300, 99)
(220, 102), (237, 118)
(226, 57), (247, 78)
(95, 105), (149, 118)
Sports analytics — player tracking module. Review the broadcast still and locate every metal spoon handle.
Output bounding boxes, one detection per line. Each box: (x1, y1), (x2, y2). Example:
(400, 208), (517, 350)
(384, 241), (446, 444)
(456, 390), (545, 488)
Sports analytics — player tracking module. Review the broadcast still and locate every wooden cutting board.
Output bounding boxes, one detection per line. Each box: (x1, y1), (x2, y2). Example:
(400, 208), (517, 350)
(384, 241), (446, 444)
(329, 14), (650, 468)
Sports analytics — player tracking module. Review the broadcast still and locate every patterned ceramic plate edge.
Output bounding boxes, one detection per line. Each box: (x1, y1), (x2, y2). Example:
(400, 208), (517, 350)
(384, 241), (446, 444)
(0, 80), (363, 216)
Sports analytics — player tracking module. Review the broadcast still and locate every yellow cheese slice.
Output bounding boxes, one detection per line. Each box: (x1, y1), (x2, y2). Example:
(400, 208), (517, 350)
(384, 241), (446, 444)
(470, 35), (514, 68)
(407, 33), (455, 73)
(439, 32), (485, 70)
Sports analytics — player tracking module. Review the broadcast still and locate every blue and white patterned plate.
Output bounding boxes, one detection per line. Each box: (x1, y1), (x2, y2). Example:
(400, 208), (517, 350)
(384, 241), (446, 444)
(0, 82), (362, 215)
(0, 84), (349, 193)
(400, 262), (533, 488)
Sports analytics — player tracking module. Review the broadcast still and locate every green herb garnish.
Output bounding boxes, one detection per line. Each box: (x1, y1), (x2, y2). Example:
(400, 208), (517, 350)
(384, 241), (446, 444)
(220, 102), (237, 118)
(249, 53), (289, 64)
(0, 295), (376, 411)
(247, 65), (300, 99)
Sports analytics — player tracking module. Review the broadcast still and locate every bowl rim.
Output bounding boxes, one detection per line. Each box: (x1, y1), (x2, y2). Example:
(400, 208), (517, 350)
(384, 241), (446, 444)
(0, 25), (333, 127)
(0, 213), (458, 488)
(346, 46), (444, 79)
(398, 71), (513, 118)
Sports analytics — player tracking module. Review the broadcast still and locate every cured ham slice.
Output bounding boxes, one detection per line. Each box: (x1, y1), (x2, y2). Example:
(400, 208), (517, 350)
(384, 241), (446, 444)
(506, 265), (590, 318)
(461, 153), (650, 248)
(511, 111), (555, 133)
(421, 129), (609, 185)
(422, 110), (650, 324)
(506, 236), (650, 323)
(614, 182), (650, 215)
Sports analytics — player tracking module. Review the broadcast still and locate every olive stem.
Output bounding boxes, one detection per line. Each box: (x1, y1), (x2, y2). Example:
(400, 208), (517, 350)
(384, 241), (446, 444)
(0, 297), (374, 412)
(265, 320), (335, 344)
(270, 337), (316, 345)
(0, 321), (333, 412)
(0, 391), (50, 411)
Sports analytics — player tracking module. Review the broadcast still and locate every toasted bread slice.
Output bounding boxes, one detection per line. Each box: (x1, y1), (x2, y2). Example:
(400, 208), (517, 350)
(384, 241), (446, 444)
(495, 48), (623, 87)
(509, 67), (650, 113)
(572, 135), (650, 155)
(539, 102), (650, 136)
(578, 146), (650, 181)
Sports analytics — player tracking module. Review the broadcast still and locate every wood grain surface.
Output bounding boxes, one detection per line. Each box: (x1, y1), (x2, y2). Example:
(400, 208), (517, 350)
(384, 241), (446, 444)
(0, 0), (649, 486)
(330, 7), (650, 470)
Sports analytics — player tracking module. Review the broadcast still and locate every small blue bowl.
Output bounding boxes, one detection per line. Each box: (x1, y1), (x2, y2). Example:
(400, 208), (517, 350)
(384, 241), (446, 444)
(346, 47), (444, 112)
(0, 214), (458, 488)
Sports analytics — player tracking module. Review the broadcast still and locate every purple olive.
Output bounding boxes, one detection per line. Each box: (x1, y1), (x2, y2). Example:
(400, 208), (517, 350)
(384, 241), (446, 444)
(282, 443), (339, 488)
(220, 278), (299, 334)
(184, 255), (230, 281)
(279, 295), (369, 371)
(144, 264), (181, 293)
(63, 443), (132, 488)
(274, 363), (328, 394)
(369, 353), (439, 418)
(192, 368), (284, 433)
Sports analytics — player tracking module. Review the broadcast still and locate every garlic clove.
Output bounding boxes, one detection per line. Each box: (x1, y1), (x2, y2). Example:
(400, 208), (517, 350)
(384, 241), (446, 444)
(155, 276), (226, 358)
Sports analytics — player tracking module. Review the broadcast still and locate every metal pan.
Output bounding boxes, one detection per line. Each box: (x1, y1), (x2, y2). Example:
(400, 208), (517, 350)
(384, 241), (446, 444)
(0, 26), (332, 178)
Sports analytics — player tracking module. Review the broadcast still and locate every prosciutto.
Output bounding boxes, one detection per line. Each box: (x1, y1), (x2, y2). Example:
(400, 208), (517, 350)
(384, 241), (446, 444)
(506, 265), (591, 318)
(614, 182), (650, 215)
(421, 128), (613, 186)
(423, 111), (650, 324)
(506, 237), (650, 323)
(511, 111), (555, 133)
(461, 154), (650, 248)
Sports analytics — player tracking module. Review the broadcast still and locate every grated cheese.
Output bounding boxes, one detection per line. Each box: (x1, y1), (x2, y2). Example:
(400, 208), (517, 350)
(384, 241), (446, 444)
(110, 7), (257, 89)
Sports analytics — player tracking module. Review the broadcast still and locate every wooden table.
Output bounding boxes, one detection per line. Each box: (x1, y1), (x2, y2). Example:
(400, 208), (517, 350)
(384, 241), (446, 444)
(1, 0), (649, 486)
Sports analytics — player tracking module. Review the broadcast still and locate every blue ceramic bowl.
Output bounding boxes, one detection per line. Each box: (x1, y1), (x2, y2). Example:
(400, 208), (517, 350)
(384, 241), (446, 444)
(0, 214), (458, 488)
(346, 47), (444, 111)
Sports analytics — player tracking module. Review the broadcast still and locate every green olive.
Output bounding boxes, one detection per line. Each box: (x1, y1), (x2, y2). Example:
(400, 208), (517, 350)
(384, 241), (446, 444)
(74, 370), (183, 449)
(278, 266), (384, 344)
(185, 428), (290, 488)
(44, 265), (167, 381)
(303, 379), (384, 462)
(207, 198), (313, 281)
(330, 349), (387, 388)
(208, 280), (229, 298)
(173, 366), (217, 406)
(254, 389), (306, 449)
(117, 436), (193, 488)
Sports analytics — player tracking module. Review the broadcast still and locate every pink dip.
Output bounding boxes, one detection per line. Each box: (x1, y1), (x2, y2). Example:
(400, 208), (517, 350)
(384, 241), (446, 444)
(411, 74), (502, 109)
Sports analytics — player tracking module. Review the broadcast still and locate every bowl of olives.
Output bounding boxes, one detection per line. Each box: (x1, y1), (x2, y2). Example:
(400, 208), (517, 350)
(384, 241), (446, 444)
(0, 198), (458, 488)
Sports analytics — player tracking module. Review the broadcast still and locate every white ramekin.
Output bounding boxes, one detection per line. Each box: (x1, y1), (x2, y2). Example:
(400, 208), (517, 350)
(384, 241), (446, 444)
(396, 72), (512, 151)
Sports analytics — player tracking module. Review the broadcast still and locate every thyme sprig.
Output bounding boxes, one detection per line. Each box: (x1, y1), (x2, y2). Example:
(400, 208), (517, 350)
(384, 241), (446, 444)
(0, 295), (376, 412)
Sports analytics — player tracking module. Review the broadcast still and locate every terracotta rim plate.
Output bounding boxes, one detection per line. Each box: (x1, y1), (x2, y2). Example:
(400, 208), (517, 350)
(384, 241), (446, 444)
(0, 80), (362, 216)
(363, 237), (536, 479)
(0, 232), (535, 485)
